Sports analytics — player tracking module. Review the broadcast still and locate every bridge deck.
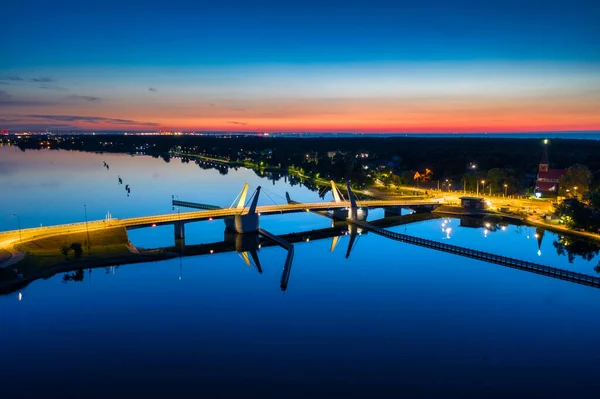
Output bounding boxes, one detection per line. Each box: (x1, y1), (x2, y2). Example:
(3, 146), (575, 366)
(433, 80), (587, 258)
(0, 199), (442, 240)
(349, 220), (600, 289)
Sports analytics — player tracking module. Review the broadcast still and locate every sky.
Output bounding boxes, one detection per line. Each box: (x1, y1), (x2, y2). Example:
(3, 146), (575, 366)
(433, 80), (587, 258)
(1, 0), (599, 133)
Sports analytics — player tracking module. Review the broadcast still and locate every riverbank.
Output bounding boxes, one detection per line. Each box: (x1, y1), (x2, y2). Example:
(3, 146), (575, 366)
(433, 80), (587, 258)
(525, 215), (600, 242)
(0, 224), (180, 294)
(434, 204), (600, 243)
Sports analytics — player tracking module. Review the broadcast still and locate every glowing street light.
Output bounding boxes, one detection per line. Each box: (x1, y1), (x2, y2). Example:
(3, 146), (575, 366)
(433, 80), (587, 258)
(504, 184), (508, 197)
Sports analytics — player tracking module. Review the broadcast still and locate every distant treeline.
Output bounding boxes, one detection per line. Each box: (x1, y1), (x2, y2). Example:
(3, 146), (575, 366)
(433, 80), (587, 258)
(12, 135), (600, 189)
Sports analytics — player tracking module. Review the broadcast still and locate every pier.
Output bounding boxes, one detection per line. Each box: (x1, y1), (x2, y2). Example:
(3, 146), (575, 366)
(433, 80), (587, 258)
(349, 219), (600, 288)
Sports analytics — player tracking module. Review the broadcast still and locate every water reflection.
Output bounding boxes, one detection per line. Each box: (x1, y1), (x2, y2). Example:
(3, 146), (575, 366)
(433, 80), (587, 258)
(553, 235), (600, 265)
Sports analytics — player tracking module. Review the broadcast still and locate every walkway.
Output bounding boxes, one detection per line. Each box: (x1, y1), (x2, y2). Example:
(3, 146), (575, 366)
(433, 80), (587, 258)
(349, 220), (600, 289)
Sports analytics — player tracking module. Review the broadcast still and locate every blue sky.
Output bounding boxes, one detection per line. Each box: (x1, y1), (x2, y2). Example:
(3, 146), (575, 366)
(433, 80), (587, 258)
(1, 0), (599, 132)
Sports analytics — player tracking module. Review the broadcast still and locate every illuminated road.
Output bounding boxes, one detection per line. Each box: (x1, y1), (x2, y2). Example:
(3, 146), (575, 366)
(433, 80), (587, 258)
(0, 198), (443, 262)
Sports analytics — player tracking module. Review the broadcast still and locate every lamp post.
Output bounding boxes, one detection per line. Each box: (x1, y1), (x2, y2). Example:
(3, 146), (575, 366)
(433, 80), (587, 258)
(504, 184), (508, 197)
(84, 204), (90, 253)
(574, 186), (578, 199)
(478, 180), (485, 197)
(12, 213), (21, 242)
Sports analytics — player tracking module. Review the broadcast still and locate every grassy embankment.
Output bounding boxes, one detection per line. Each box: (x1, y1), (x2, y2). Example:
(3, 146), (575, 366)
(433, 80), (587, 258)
(184, 153), (426, 199)
(13, 227), (136, 275)
(1, 227), (177, 295)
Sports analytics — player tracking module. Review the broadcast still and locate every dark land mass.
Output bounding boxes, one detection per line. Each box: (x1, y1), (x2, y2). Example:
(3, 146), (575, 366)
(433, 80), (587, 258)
(7, 135), (600, 193)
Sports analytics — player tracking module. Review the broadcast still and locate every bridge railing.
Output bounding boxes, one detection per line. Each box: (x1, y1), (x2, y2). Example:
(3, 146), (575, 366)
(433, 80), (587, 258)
(0, 198), (445, 236)
(0, 219), (118, 236)
(350, 220), (600, 287)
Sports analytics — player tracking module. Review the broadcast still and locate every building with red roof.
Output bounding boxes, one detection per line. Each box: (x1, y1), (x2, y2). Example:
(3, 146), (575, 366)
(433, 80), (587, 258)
(535, 144), (566, 197)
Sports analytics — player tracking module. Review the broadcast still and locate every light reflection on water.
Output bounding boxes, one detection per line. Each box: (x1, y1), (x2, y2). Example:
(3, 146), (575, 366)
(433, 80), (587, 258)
(2, 147), (600, 397)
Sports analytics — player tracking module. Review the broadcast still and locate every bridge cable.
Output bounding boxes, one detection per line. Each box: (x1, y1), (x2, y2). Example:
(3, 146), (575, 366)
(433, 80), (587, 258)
(259, 186), (288, 203)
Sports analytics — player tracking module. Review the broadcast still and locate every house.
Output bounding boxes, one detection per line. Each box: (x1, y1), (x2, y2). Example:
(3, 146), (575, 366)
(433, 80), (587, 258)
(535, 145), (566, 198)
(460, 196), (487, 210)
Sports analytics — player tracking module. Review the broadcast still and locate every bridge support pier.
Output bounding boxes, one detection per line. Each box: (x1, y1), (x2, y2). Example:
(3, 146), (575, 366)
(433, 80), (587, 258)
(224, 186), (262, 234)
(174, 221), (185, 239)
(384, 207), (404, 217)
(345, 183), (368, 221)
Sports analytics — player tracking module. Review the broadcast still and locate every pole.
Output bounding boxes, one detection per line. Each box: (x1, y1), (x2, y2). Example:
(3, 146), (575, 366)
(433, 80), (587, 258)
(476, 182), (479, 196)
(84, 204), (90, 253)
(12, 213), (21, 242)
(504, 184), (508, 197)
(463, 178), (466, 194)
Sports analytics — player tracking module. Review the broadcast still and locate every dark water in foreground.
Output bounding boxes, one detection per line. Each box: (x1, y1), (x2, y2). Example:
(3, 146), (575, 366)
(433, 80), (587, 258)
(1, 146), (600, 398)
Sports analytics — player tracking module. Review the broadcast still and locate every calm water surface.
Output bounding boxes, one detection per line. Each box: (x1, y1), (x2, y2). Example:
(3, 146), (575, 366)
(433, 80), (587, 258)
(1, 146), (600, 398)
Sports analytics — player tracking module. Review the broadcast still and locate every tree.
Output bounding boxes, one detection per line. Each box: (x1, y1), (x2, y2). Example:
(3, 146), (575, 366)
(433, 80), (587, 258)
(60, 246), (70, 259)
(559, 164), (592, 197)
(401, 171), (414, 185)
(584, 188), (600, 211)
(70, 243), (83, 259)
(554, 199), (600, 233)
(553, 236), (600, 263)
(486, 168), (517, 194)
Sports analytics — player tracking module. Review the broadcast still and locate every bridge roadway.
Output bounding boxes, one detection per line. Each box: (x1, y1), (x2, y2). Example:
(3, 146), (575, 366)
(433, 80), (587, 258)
(349, 220), (600, 289)
(0, 199), (442, 245)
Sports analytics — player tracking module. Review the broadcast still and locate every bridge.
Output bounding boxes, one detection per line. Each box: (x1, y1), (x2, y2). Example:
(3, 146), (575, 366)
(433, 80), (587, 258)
(348, 219), (600, 289)
(3, 211), (599, 296)
(0, 182), (442, 251)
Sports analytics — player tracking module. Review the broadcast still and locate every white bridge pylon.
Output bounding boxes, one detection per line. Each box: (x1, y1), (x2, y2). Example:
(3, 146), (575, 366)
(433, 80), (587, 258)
(225, 183), (262, 233)
(230, 183), (249, 209)
(229, 183), (261, 215)
(330, 180), (345, 203)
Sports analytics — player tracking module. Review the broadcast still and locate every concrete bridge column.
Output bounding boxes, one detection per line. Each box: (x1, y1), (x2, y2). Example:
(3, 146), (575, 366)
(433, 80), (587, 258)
(224, 186), (262, 233)
(346, 182), (359, 221)
(384, 207), (404, 217)
(174, 221), (185, 240)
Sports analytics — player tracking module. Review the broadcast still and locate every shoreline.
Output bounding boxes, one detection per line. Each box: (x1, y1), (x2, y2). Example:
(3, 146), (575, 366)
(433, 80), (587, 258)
(0, 250), (178, 295)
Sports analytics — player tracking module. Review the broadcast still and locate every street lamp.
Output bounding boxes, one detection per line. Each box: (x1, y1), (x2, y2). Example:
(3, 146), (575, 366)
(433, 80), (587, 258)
(478, 180), (485, 197)
(574, 186), (578, 198)
(504, 184), (508, 197)
(12, 213), (21, 242)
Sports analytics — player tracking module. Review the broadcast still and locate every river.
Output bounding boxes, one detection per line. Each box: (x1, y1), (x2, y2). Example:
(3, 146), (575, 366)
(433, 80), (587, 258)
(1, 145), (600, 398)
